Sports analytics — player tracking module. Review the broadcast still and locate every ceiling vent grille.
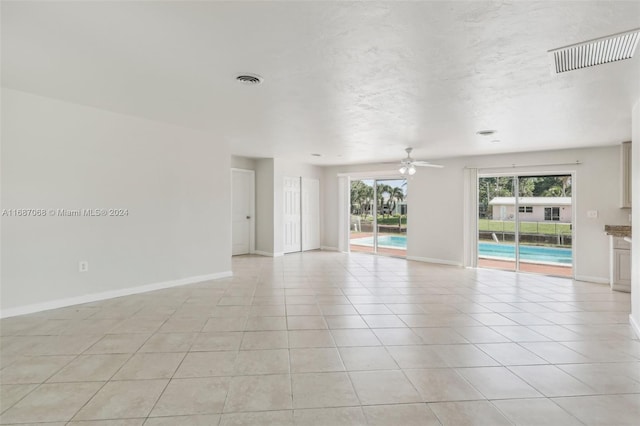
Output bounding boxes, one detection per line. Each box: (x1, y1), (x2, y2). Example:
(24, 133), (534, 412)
(549, 28), (640, 73)
(236, 74), (263, 85)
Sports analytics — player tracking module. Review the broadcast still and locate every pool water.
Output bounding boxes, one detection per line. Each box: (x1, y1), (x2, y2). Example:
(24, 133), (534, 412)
(351, 235), (407, 249)
(479, 242), (572, 265)
(350, 236), (572, 265)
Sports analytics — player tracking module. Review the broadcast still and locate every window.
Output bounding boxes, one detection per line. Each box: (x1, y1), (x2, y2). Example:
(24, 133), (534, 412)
(544, 207), (560, 221)
(519, 206), (533, 213)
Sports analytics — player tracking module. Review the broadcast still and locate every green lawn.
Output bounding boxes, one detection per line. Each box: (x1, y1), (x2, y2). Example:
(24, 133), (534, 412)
(479, 219), (571, 235)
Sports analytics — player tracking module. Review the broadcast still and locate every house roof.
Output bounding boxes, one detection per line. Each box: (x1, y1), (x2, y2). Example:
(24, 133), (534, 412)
(489, 197), (571, 206)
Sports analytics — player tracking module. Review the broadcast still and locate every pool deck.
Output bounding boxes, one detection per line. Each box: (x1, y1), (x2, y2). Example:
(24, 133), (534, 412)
(350, 243), (407, 257)
(478, 258), (573, 277)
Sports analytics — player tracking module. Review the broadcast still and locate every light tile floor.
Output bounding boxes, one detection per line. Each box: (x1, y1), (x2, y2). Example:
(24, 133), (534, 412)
(1, 252), (639, 425)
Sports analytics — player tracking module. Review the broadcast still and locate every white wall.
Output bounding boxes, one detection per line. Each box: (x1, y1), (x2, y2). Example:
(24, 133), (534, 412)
(231, 155), (257, 171)
(1, 89), (232, 315)
(254, 158), (275, 255)
(323, 146), (629, 282)
(631, 100), (639, 337)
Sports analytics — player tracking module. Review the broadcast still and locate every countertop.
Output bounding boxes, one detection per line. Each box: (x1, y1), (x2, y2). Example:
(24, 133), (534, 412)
(604, 225), (632, 237)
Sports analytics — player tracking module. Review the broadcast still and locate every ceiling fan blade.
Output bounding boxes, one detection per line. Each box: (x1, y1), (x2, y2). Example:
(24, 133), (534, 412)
(413, 161), (444, 168)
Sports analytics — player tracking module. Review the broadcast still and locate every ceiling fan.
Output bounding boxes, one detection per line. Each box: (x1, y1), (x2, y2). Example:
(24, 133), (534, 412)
(396, 147), (444, 175)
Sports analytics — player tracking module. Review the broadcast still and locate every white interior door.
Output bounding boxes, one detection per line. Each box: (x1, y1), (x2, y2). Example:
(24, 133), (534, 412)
(283, 176), (301, 253)
(302, 178), (320, 251)
(231, 169), (254, 255)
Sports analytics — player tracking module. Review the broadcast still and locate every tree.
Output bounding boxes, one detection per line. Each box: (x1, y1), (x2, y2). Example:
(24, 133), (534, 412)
(389, 186), (405, 214)
(350, 180), (373, 216)
(479, 177), (515, 219)
(532, 176), (572, 197)
(382, 184), (395, 217)
(518, 177), (538, 196)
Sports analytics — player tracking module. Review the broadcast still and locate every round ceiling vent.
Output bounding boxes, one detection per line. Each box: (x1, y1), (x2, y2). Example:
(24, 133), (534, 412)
(476, 129), (497, 136)
(236, 74), (263, 85)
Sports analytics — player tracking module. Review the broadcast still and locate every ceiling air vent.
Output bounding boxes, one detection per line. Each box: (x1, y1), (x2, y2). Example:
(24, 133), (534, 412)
(236, 74), (263, 85)
(549, 28), (640, 73)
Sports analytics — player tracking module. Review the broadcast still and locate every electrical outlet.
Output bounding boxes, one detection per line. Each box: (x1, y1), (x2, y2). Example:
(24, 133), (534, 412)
(79, 261), (89, 272)
(587, 210), (598, 219)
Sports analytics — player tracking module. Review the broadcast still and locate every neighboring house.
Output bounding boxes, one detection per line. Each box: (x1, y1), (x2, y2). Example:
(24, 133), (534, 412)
(382, 201), (407, 216)
(489, 197), (572, 223)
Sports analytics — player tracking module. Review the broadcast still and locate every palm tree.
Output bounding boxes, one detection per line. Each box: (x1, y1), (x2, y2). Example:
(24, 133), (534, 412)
(376, 184), (393, 217)
(362, 184), (374, 217)
(389, 187), (405, 214)
(559, 176), (571, 196)
(350, 180), (374, 217)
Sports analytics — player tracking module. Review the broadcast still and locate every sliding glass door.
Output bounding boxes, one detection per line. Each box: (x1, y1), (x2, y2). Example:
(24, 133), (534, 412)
(515, 175), (573, 276)
(374, 179), (407, 257)
(349, 179), (375, 254)
(478, 176), (517, 272)
(478, 174), (573, 277)
(349, 178), (407, 257)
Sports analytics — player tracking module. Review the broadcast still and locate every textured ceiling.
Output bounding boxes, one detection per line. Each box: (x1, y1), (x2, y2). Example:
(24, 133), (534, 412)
(2, 1), (639, 165)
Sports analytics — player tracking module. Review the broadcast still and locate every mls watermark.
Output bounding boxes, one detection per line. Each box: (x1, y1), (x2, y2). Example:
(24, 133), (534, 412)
(2, 208), (129, 217)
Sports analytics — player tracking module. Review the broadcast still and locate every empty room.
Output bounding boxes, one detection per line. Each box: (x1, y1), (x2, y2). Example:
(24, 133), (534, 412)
(1, 1), (639, 425)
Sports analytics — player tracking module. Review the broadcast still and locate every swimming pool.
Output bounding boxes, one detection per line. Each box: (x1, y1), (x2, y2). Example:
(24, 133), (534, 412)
(351, 235), (407, 249)
(350, 236), (572, 265)
(479, 242), (572, 265)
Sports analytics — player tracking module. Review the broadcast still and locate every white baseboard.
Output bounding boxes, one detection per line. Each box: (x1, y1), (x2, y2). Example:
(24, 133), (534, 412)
(574, 275), (609, 284)
(629, 315), (640, 339)
(0, 271), (233, 319)
(630, 315), (640, 339)
(321, 246), (339, 251)
(406, 256), (463, 267)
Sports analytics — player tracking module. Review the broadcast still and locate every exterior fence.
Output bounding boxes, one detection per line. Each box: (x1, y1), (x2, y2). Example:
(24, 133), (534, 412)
(478, 231), (572, 247)
(478, 219), (571, 236)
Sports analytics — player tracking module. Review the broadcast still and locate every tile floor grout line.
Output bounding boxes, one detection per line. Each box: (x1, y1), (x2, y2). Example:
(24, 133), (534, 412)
(66, 315), (172, 423)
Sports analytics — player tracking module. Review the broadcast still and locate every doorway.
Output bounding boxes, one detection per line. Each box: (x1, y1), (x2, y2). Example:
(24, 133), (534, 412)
(349, 178), (407, 257)
(478, 174), (573, 277)
(231, 168), (255, 255)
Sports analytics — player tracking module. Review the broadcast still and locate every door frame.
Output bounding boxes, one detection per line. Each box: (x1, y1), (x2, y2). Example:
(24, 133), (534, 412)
(231, 168), (255, 255)
(476, 170), (576, 278)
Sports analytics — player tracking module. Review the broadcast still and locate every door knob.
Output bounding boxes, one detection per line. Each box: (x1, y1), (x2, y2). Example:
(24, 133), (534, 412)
(246, 216), (251, 219)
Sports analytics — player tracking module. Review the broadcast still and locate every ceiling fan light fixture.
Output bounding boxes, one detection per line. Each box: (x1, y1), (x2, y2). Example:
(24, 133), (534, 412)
(396, 146), (444, 174)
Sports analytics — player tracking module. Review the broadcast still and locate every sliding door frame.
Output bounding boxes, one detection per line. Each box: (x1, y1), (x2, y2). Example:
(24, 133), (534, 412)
(342, 171), (406, 258)
(476, 170), (576, 278)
